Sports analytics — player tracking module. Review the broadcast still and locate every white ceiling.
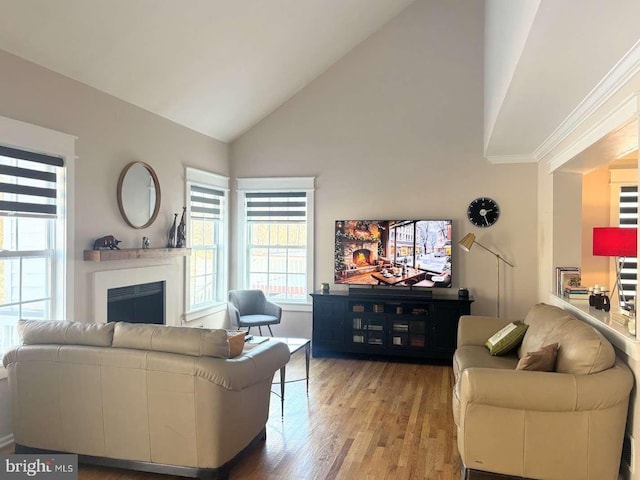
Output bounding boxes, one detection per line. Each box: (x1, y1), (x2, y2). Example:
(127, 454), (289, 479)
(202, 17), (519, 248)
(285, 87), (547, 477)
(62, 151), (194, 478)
(0, 0), (415, 142)
(3, 0), (640, 159)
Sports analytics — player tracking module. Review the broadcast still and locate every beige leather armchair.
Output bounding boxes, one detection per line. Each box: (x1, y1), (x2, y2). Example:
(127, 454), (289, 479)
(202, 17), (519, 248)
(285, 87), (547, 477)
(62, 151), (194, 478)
(453, 304), (633, 480)
(3, 320), (290, 479)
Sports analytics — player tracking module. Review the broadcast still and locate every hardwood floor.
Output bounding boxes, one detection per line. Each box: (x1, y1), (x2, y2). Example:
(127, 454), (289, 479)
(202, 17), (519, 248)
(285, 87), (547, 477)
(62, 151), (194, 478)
(3, 354), (461, 480)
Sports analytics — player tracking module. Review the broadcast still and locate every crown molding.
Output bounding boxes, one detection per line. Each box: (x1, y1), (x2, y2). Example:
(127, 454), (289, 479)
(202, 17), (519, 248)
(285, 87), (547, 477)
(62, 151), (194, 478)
(486, 153), (536, 164)
(535, 38), (640, 163)
(545, 94), (638, 173)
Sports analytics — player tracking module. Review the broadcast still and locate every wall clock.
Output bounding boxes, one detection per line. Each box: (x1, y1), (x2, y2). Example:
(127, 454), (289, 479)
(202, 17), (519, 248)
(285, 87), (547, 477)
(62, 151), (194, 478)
(467, 197), (499, 227)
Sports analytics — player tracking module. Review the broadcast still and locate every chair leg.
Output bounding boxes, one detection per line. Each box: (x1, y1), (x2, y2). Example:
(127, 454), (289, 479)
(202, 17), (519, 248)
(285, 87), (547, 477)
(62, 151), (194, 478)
(246, 327), (251, 334)
(267, 325), (274, 336)
(258, 326), (263, 336)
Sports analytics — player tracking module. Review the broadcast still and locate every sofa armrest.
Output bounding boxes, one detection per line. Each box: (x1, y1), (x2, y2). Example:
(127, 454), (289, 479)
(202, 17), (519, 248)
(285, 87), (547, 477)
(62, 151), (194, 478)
(195, 340), (290, 391)
(458, 361), (633, 412)
(457, 315), (517, 347)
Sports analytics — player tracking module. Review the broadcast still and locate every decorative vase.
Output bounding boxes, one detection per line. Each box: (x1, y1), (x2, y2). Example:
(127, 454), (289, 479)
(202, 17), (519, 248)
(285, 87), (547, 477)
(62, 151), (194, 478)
(167, 213), (177, 248)
(176, 207), (186, 248)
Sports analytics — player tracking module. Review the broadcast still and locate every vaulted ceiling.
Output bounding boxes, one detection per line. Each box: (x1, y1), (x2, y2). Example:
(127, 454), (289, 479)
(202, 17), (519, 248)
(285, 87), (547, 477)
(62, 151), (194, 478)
(0, 0), (415, 142)
(1, 0), (639, 159)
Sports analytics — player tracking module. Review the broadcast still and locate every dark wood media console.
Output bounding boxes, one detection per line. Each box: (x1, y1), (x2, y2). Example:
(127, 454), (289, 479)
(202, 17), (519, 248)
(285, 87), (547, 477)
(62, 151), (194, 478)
(311, 289), (473, 361)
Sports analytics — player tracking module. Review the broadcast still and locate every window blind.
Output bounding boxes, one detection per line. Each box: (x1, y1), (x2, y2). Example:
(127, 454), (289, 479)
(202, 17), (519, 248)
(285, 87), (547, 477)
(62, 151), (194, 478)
(0, 145), (64, 216)
(619, 185), (637, 307)
(190, 185), (223, 220)
(245, 191), (307, 222)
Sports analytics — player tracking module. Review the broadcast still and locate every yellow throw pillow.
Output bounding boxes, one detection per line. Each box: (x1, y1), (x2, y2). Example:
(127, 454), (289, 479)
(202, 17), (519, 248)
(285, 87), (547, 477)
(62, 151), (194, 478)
(516, 343), (559, 371)
(485, 321), (529, 356)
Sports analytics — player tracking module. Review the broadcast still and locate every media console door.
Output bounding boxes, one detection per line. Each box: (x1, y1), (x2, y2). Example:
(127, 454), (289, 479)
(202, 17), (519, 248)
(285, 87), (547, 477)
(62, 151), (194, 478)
(310, 292), (472, 361)
(311, 294), (347, 355)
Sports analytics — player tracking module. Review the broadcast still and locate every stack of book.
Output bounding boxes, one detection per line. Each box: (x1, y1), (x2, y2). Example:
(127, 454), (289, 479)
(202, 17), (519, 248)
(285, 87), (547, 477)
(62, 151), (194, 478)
(564, 286), (590, 300)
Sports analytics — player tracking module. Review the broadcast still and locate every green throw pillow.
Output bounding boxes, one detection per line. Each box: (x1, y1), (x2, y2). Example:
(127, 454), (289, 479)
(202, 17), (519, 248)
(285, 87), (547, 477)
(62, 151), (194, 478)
(485, 321), (529, 356)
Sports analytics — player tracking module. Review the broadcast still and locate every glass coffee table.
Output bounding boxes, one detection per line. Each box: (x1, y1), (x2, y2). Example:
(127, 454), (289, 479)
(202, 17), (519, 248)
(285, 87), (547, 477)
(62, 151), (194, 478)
(247, 336), (310, 416)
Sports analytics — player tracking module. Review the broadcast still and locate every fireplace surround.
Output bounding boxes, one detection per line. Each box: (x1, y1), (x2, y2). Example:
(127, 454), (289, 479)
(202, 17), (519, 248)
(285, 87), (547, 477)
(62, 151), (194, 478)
(93, 265), (178, 325)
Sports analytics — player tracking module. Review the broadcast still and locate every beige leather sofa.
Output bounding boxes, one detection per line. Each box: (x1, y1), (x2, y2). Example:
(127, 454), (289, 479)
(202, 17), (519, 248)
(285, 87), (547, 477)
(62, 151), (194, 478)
(3, 320), (290, 479)
(453, 303), (633, 480)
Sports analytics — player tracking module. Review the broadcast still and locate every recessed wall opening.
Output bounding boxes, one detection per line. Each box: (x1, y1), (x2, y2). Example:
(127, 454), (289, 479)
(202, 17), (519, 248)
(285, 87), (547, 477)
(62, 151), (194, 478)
(553, 114), (638, 330)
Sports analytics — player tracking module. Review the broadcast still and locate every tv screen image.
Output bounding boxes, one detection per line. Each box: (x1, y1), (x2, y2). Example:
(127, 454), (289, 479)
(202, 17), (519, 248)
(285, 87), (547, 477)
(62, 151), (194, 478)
(334, 220), (452, 288)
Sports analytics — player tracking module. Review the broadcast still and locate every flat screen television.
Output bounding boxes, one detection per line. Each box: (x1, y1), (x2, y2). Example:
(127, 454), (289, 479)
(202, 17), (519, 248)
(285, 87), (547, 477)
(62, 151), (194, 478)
(334, 220), (452, 288)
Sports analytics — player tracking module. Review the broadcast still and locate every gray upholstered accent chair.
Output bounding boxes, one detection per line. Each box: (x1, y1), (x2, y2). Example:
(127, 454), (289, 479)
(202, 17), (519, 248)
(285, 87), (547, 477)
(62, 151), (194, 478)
(228, 289), (282, 335)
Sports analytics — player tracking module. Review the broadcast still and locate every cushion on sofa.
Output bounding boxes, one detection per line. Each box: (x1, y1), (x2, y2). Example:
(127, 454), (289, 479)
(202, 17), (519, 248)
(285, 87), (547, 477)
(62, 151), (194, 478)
(18, 319), (115, 347)
(453, 345), (519, 378)
(485, 321), (528, 355)
(518, 303), (615, 374)
(113, 322), (235, 358)
(516, 342), (559, 371)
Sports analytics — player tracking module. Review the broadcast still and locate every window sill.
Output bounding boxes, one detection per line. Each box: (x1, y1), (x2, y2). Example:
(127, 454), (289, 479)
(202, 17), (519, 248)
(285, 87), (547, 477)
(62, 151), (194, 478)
(278, 302), (312, 313)
(183, 303), (226, 323)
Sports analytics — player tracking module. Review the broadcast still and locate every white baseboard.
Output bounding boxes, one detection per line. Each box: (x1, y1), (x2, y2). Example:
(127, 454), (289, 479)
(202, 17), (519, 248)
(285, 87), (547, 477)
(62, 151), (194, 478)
(0, 433), (14, 449)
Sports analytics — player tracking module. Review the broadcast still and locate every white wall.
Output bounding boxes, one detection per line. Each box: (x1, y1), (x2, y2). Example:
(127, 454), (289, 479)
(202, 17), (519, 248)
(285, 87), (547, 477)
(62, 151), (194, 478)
(0, 49), (229, 326)
(231, 0), (539, 324)
(580, 165), (610, 288)
(484, 0), (540, 152)
(0, 49), (230, 443)
(552, 172), (582, 271)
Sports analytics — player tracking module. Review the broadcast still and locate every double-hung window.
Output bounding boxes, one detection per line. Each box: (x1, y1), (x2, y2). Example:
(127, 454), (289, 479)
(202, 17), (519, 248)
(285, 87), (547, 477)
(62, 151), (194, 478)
(237, 177), (314, 305)
(610, 169), (638, 312)
(618, 185), (637, 309)
(184, 168), (228, 321)
(0, 140), (71, 357)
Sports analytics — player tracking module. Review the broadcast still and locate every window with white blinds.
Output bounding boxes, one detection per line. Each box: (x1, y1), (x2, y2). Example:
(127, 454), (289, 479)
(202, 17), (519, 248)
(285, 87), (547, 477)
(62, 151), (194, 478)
(618, 185), (637, 309)
(237, 177), (314, 304)
(184, 168), (229, 318)
(0, 145), (66, 356)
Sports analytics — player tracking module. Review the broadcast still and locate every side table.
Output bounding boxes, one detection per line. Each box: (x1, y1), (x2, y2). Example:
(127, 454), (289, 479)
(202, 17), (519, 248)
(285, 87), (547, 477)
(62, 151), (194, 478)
(247, 336), (311, 416)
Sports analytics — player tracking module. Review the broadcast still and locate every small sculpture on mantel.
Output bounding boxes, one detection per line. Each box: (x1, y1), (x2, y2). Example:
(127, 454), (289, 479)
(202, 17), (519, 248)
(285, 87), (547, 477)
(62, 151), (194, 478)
(167, 213), (178, 248)
(93, 235), (122, 250)
(142, 237), (150, 249)
(176, 207), (186, 248)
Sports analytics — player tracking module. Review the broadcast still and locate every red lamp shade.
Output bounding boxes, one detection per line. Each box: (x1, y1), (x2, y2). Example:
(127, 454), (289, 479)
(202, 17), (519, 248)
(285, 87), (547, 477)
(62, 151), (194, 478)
(593, 227), (638, 257)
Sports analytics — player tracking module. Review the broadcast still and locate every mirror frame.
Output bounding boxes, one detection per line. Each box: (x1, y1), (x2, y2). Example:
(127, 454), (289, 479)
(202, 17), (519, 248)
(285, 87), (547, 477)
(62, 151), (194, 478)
(117, 161), (161, 229)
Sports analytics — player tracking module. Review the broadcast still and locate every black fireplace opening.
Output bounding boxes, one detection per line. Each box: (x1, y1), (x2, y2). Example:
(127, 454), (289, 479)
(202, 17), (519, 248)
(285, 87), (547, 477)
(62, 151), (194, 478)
(107, 281), (164, 324)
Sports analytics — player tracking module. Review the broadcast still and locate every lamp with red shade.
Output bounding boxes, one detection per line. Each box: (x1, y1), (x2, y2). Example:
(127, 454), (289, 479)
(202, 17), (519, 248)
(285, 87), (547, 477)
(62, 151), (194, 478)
(593, 227), (638, 309)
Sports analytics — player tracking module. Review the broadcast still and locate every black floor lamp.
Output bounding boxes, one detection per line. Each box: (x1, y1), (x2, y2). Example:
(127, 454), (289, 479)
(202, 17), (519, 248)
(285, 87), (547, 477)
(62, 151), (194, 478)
(459, 233), (514, 317)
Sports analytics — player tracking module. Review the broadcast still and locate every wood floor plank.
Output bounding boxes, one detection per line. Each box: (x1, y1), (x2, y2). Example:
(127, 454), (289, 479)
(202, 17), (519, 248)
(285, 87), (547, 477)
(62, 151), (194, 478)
(2, 354), (461, 480)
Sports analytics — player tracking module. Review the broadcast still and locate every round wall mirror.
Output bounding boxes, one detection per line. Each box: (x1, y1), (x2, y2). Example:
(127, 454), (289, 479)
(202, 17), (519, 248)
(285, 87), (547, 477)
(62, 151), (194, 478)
(117, 161), (161, 229)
